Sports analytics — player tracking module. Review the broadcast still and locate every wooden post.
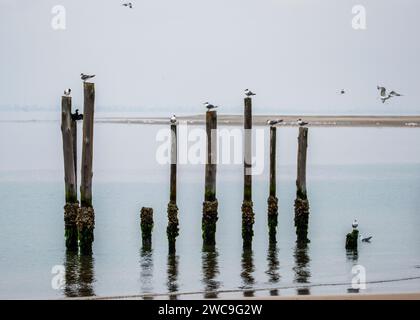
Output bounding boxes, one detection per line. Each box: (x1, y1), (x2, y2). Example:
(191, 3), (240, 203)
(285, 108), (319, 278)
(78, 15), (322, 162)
(294, 127), (310, 244)
(141, 207), (154, 250)
(167, 123), (179, 253)
(267, 126), (278, 243)
(202, 110), (218, 246)
(78, 82), (95, 254)
(242, 97), (255, 248)
(71, 120), (78, 195)
(61, 96), (78, 250)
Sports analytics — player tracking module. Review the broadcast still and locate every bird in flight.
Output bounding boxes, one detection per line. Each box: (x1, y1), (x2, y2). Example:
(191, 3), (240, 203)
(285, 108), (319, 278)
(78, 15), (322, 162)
(377, 86), (403, 103)
(245, 89), (256, 97)
(81, 73), (95, 82)
(170, 114), (177, 124)
(64, 88), (71, 96)
(297, 118), (308, 126)
(204, 102), (217, 110)
(122, 2), (133, 8)
(339, 89), (345, 95)
(266, 119), (283, 126)
(71, 109), (83, 121)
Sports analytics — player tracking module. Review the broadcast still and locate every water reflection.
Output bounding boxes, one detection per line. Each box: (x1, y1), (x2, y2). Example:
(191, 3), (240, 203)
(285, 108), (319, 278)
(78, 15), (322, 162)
(167, 253), (179, 300)
(202, 245), (220, 298)
(64, 251), (95, 297)
(293, 243), (311, 295)
(266, 242), (280, 296)
(139, 247), (154, 297)
(240, 248), (255, 297)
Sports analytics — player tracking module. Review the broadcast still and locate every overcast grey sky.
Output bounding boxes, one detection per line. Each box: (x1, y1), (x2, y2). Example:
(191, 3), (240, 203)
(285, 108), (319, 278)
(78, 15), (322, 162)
(0, 0), (419, 115)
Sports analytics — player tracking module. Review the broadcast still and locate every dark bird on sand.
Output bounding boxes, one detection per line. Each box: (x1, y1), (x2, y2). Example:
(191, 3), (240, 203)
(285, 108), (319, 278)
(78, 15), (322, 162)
(71, 109), (83, 121)
(81, 73), (95, 82)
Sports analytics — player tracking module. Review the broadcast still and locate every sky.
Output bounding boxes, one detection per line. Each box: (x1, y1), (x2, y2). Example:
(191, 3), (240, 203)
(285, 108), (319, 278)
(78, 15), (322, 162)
(0, 0), (419, 115)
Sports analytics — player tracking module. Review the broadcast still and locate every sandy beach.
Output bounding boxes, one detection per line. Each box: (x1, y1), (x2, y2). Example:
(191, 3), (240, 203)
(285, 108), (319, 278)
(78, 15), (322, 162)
(95, 115), (420, 127)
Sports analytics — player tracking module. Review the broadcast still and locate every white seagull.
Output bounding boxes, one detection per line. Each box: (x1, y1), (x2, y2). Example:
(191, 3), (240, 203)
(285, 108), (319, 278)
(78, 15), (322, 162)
(297, 118), (308, 126)
(122, 2), (133, 8)
(64, 88), (71, 96)
(266, 119), (283, 126)
(352, 219), (358, 229)
(81, 73), (95, 82)
(170, 114), (177, 124)
(377, 86), (403, 103)
(360, 235), (372, 243)
(245, 89), (256, 97)
(204, 102), (217, 110)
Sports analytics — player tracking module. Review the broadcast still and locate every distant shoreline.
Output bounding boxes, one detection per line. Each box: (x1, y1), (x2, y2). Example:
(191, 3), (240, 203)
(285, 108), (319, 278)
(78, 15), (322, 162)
(95, 114), (420, 127)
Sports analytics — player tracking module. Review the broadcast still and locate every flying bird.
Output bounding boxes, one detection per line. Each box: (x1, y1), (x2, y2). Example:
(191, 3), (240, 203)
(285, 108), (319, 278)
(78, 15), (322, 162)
(204, 102), (217, 110)
(245, 89), (256, 97)
(340, 89), (345, 95)
(266, 119), (283, 126)
(71, 109), (83, 121)
(352, 219), (358, 229)
(297, 118), (308, 126)
(360, 235), (372, 243)
(122, 2), (133, 8)
(170, 114), (177, 124)
(377, 86), (403, 103)
(81, 73), (95, 82)
(64, 88), (71, 96)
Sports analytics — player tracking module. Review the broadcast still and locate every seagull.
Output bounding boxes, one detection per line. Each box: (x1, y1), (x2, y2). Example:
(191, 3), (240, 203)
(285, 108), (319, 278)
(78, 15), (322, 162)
(377, 86), (403, 103)
(170, 114), (177, 124)
(122, 2), (133, 8)
(297, 118), (308, 126)
(352, 219), (358, 229)
(80, 73), (95, 82)
(266, 119), (283, 126)
(64, 88), (71, 96)
(204, 102), (217, 110)
(245, 89), (256, 97)
(71, 109), (83, 121)
(360, 235), (372, 243)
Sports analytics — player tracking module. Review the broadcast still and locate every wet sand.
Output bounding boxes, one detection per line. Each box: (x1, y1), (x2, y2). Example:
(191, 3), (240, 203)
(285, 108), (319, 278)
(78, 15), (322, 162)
(95, 115), (420, 127)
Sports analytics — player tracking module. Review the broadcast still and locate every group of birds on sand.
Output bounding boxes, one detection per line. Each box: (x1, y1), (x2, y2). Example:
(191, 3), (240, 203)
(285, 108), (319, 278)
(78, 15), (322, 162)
(352, 219), (372, 243)
(339, 86), (403, 104)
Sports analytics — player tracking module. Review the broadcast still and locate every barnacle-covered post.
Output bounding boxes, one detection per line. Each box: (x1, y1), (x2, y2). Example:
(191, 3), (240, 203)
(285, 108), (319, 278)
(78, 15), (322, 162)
(242, 97), (255, 248)
(267, 125), (278, 243)
(140, 207), (154, 250)
(294, 127), (310, 244)
(167, 121), (179, 253)
(202, 109), (218, 246)
(78, 82), (95, 254)
(61, 95), (78, 250)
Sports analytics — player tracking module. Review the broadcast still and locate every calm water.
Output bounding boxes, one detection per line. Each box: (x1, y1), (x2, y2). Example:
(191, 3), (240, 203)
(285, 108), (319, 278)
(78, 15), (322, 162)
(1, 120), (420, 299)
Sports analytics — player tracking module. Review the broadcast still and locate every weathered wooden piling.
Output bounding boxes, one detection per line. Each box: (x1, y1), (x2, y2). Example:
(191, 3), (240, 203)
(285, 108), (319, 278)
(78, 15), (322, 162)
(61, 96), (79, 250)
(71, 119), (78, 193)
(202, 110), (218, 246)
(346, 229), (359, 250)
(294, 127), (310, 244)
(267, 126), (278, 242)
(242, 97), (255, 248)
(167, 123), (179, 253)
(77, 82), (95, 254)
(140, 207), (154, 249)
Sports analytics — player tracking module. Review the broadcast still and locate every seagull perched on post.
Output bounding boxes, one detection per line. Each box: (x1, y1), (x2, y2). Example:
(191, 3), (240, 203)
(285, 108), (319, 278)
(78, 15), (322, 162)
(245, 89), (256, 97)
(266, 119), (283, 126)
(71, 109), (83, 121)
(80, 73), (95, 82)
(64, 88), (71, 96)
(122, 2), (133, 8)
(170, 114), (177, 124)
(352, 219), (358, 229)
(204, 102), (217, 110)
(297, 118), (308, 126)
